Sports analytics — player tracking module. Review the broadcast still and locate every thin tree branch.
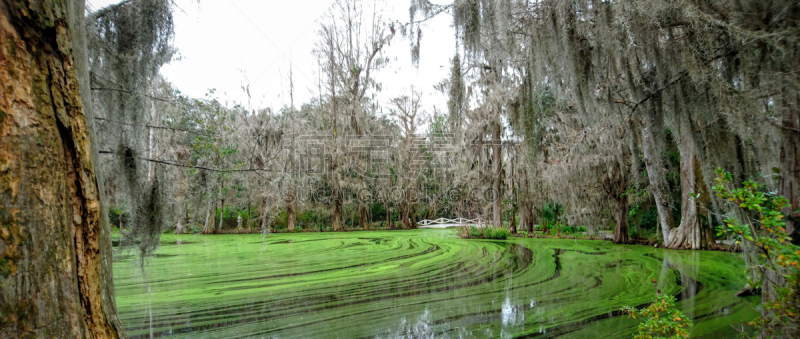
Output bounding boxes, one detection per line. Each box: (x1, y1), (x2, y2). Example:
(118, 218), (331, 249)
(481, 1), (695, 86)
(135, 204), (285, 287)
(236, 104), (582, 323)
(99, 151), (281, 173)
(90, 87), (175, 104)
(94, 117), (216, 137)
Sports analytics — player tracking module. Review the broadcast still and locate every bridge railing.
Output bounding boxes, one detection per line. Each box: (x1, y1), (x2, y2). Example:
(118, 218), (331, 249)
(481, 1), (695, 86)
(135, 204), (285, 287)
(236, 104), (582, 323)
(417, 217), (486, 228)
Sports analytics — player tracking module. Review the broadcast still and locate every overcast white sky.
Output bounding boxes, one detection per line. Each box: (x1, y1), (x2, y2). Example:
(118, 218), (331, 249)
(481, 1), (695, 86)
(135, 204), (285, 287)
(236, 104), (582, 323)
(89, 0), (455, 116)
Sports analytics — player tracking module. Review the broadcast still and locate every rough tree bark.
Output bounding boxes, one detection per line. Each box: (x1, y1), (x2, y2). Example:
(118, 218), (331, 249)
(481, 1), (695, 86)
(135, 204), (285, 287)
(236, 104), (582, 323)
(779, 98), (799, 243)
(519, 167), (533, 234)
(401, 187), (413, 229)
(612, 143), (630, 244)
(286, 190), (296, 232)
(0, 0), (124, 337)
(492, 122), (502, 228)
(509, 209), (517, 234)
(613, 196), (629, 244)
(760, 92), (800, 338)
(604, 141), (630, 244)
(666, 112), (712, 249)
(331, 190), (343, 231)
(523, 207), (533, 234)
(509, 162), (517, 234)
(246, 201), (251, 232)
(410, 204), (418, 229)
(202, 204), (212, 234)
(175, 204), (186, 234)
(359, 203), (368, 230)
(216, 198), (225, 233)
(639, 100), (677, 245)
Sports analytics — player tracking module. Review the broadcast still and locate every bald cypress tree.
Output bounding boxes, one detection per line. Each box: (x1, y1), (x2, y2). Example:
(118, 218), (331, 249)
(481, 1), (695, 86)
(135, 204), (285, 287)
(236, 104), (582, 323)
(0, 0), (123, 336)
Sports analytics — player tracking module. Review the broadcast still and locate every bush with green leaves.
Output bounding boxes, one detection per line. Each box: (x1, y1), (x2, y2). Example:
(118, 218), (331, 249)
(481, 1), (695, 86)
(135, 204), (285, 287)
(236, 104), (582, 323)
(622, 287), (692, 339)
(541, 201), (563, 230)
(712, 168), (799, 335)
(456, 226), (511, 240)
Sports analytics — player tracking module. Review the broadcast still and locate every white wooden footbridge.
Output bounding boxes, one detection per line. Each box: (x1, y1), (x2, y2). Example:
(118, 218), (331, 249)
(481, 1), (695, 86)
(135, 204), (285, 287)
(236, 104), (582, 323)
(417, 218), (486, 229)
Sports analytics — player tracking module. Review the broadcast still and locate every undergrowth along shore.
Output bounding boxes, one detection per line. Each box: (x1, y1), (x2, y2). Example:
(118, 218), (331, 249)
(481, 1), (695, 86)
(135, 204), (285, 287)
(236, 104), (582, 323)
(131, 224), (738, 252)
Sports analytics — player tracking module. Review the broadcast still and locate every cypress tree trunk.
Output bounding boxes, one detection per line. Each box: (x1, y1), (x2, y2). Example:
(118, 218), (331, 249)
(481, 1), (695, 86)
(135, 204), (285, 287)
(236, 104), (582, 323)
(202, 204), (212, 234)
(760, 94), (800, 338)
(386, 206), (392, 229)
(524, 207), (534, 234)
(359, 203), (368, 230)
(509, 208), (517, 234)
(401, 204), (410, 229)
(666, 113), (711, 249)
(611, 142), (631, 244)
(410, 204), (418, 228)
(492, 122), (502, 228)
(509, 163), (517, 234)
(613, 196), (629, 244)
(639, 101), (677, 245)
(258, 197), (266, 231)
(331, 190), (343, 231)
(0, 0), (123, 336)
(779, 99), (799, 243)
(217, 198), (224, 233)
(286, 191), (296, 232)
(175, 206), (185, 234)
(246, 201), (251, 232)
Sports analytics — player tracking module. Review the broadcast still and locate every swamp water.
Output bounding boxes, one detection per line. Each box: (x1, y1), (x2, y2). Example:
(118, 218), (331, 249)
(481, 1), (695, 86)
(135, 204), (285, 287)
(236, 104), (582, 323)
(114, 229), (758, 338)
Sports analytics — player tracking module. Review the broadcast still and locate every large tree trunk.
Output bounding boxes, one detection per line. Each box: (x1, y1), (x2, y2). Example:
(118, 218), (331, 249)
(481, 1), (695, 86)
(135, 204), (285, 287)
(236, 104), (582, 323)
(410, 204), (418, 229)
(386, 206), (391, 229)
(760, 93), (800, 338)
(0, 0), (123, 337)
(522, 205), (534, 234)
(612, 142), (631, 244)
(202, 204), (212, 234)
(286, 191), (296, 232)
(359, 203), (368, 230)
(666, 114), (711, 249)
(779, 99), (799, 243)
(216, 198), (225, 233)
(331, 191), (343, 231)
(492, 122), (502, 228)
(401, 204), (410, 229)
(613, 195), (629, 243)
(639, 101), (677, 245)
(259, 198), (270, 232)
(175, 204), (186, 234)
(509, 163), (517, 234)
(246, 201), (252, 232)
(509, 208), (517, 234)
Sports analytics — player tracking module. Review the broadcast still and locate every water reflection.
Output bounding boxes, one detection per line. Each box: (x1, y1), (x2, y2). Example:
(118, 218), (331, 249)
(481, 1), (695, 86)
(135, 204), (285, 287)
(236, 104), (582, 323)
(659, 250), (701, 327)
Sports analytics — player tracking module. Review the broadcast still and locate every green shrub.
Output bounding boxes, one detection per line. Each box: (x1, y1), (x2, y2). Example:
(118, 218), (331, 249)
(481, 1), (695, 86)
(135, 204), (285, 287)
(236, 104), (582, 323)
(712, 169), (799, 334)
(483, 227), (512, 239)
(561, 225), (576, 234)
(542, 201), (563, 226)
(622, 287), (692, 339)
(457, 226), (511, 240)
(108, 204), (129, 228)
(469, 226), (482, 238)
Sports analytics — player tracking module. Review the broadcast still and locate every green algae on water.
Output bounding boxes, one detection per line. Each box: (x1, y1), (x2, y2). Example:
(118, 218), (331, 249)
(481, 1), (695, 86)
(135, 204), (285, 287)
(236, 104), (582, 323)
(113, 229), (758, 338)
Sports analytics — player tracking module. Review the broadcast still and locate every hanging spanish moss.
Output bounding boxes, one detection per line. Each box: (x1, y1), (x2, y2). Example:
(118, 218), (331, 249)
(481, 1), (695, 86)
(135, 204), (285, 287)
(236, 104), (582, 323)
(87, 0), (175, 257)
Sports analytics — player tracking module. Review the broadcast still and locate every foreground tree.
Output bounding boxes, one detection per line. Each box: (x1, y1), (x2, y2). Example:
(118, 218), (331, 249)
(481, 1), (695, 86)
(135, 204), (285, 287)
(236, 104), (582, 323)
(0, 0), (123, 337)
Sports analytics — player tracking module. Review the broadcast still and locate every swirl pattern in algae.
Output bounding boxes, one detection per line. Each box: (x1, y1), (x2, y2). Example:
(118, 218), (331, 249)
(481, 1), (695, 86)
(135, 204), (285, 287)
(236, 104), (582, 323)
(113, 229), (758, 338)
